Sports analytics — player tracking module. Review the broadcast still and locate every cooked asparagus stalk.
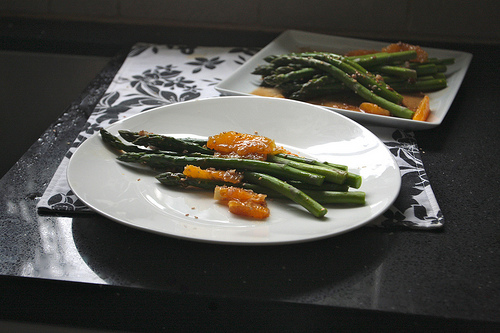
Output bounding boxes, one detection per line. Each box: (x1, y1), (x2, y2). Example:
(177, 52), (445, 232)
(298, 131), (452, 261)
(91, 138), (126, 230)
(243, 171), (327, 218)
(271, 153), (362, 189)
(286, 52), (403, 104)
(118, 130), (213, 155)
(346, 50), (418, 68)
(288, 75), (346, 101)
(263, 67), (320, 86)
(266, 154), (347, 184)
(268, 55), (414, 119)
(118, 153), (326, 186)
(100, 128), (149, 153)
(156, 172), (364, 205)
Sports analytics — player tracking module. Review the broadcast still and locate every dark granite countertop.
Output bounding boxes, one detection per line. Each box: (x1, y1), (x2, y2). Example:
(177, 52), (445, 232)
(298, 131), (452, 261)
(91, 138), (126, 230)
(0, 18), (499, 332)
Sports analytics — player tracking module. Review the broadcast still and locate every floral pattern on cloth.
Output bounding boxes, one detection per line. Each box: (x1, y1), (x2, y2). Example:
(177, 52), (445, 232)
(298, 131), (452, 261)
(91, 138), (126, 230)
(36, 43), (444, 229)
(376, 129), (443, 228)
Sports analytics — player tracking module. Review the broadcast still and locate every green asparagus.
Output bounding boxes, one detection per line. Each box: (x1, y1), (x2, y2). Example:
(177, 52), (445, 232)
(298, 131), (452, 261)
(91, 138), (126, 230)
(118, 153), (326, 186)
(371, 65), (418, 79)
(274, 153), (348, 171)
(252, 45), (455, 122)
(346, 50), (418, 68)
(263, 67), (320, 86)
(304, 190), (365, 205)
(156, 171), (363, 205)
(288, 75), (346, 100)
(270, 55), (414, 119)
(272, 153), (362, 189)
(100, 128), (149, 153)
(388, 78), (447, 92)
(118, 130), (213, 155)
(266, 154), (347, 184)
(243, 171), (327, 218)
(102, 128), (370, 219)
(294, 52), (404, 104)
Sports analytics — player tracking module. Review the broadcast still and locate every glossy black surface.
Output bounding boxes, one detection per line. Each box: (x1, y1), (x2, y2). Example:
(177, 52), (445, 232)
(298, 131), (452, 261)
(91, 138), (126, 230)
(0, 21), (499, 331)
(0, 51), (110, 178)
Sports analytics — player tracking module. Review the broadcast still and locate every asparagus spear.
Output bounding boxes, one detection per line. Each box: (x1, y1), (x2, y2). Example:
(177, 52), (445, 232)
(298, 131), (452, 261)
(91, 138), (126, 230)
(118, 130), (213, 155)
(304, 190), (365, 205)
(288, 52), (403, 104)
(409, 63), (440, 76)
(289, 75), (346, 100)
(118, 153), (326, 186)
(274, 64), (305, 74)
(388, 78), (448, 92)
(252, 63), (278, 76)
(346, 50), (418, 68)
(427, 57), (455, 66)
(287, 181), (349, 192)
(266, 154), (347, 184)
(274, 153), (362, 188)
(274, 153), (348, 171)
(243, 172), (327, 218)
(156, 172), (230, 189)
(263, 67), (320, 86)
(100, 129), (182, 156)
(371, 65), (418, 79)
(156, 172), (362, 205)
(270, 55), (414, 119)
(271, 154), (362, 189)
(100, 128), (150, 153)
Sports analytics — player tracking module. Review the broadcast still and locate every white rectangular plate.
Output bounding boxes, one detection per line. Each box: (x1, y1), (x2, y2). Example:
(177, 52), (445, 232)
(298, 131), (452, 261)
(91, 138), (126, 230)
(215, 30), (472, 130)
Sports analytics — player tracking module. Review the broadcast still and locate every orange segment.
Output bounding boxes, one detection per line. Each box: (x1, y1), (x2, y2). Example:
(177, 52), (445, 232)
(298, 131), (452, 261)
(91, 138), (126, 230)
(412, 95), (430, 121)
(227, 200), (270, 219)
(214, 185), (270, 219)
(214, 185), (267, 204)
(360, 102), (391, 116)
(382, 42), (428, 63)
(183, 165), (243, 184)
(207, 131), (288, 160)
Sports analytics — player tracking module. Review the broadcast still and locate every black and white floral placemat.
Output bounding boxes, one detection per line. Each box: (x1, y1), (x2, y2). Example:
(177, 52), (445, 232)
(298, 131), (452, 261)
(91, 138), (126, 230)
(37, 43), (444, 229)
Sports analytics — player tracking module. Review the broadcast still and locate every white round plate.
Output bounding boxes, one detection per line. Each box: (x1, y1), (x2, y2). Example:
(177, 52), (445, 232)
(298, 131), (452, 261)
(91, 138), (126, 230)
(67, 96), (401, 245)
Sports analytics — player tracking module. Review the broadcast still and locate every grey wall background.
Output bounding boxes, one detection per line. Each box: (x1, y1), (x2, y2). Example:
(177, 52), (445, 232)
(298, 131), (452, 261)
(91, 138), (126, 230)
(1, 0), (499, 44)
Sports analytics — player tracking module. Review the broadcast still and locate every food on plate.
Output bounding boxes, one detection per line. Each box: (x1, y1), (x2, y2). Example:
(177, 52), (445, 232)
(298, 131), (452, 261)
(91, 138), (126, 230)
(183, 165), (243, 184)
(412, 95), (431, 121)
(360, 102), (391, 116)
(207, 130), (289, 159)
(381, 42), (429, 63)
(100, 129), (366, 219)
(251, 42), (454, 122)
(214, 185), (270, 219)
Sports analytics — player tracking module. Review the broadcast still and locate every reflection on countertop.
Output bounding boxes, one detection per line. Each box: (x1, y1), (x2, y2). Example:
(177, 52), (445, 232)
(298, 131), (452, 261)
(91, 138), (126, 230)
(0, 51), (110, 178)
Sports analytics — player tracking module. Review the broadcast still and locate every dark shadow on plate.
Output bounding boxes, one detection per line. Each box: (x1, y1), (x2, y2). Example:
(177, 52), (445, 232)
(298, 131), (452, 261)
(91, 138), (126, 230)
(72, 214), (393, 300)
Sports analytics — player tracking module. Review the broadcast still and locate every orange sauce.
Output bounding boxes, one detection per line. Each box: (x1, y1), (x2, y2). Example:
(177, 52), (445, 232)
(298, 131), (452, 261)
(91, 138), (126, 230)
(251, 87), (285, 98)
(251, 87), (425, 116)
(252, 43), (430, 118)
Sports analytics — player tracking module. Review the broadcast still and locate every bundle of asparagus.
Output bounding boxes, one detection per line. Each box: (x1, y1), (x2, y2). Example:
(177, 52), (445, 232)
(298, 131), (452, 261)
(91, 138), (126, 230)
(252, 48), (454, 120)
(100, 129), (366, 219)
